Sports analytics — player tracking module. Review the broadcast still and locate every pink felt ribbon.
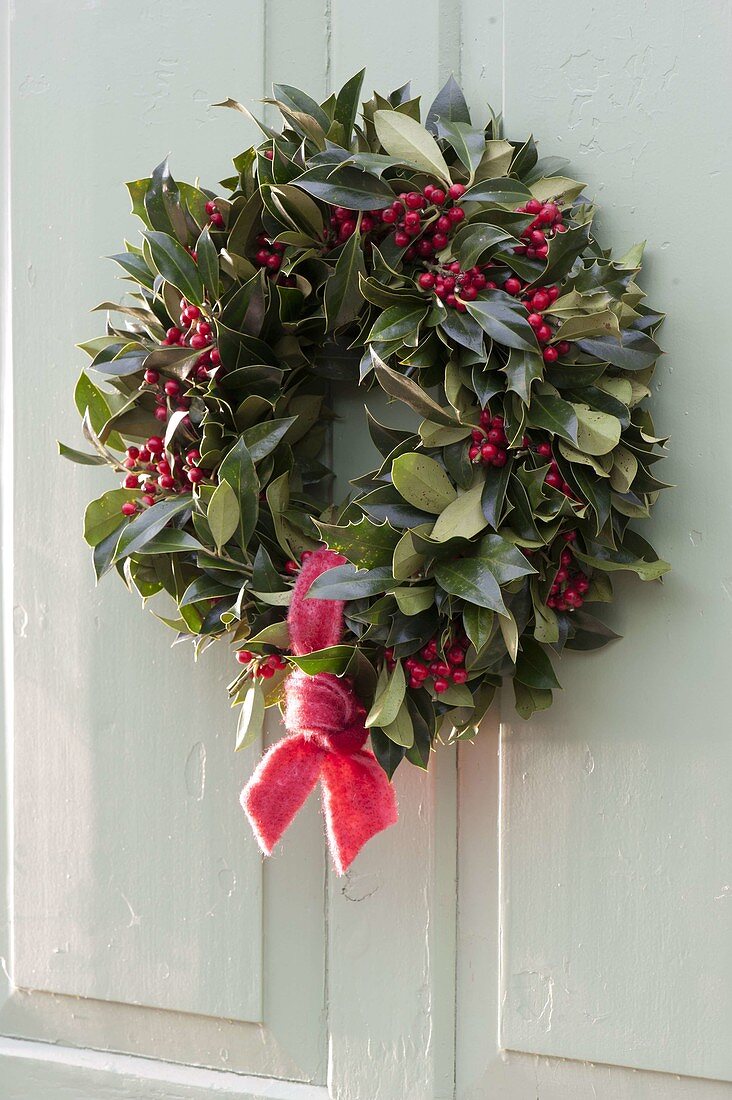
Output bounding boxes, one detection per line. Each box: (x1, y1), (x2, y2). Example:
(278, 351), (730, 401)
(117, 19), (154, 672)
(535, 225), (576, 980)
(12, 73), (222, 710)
(241, 548), (398, 874)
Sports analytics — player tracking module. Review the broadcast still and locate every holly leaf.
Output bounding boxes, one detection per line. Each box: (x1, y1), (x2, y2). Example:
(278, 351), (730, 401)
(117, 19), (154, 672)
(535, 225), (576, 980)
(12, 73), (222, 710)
(426, 75), (471, 135)
(219, 438), (259, 549)
(373, 109), (451, 182)
(366, 661), (406, 728)
(315, 517), (401, 569)
(293, 165), (395, 210)
(207, 479), (240, 550)
(430, 481), (487, 542)
(392, 453), (457, 514)
(466, 291), (540, 354)
(515, 637), (561, 690)
(324, 227), (367, 330)
(143, 230), (205, 305)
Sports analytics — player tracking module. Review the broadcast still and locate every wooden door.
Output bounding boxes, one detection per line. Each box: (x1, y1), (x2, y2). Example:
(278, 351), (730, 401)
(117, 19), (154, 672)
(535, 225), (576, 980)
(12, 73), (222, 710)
(1, 2), (730, 1099)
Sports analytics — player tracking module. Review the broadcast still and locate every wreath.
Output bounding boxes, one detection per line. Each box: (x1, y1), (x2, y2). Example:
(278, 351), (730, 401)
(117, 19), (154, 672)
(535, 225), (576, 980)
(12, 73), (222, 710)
(62, 73), (670, 872)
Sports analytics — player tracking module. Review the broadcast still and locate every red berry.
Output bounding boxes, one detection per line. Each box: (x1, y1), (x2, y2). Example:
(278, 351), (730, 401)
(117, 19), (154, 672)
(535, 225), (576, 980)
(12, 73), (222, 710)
(210, 211), (224, 228)
(187, 467), (204, 484)
(404, 191), (425, 210)
(141, 494), (156, 507)
(448, 183), (466, 200)
(381, 208), (398, 224)
(204, 200), (216, 215)
(284, 559), (299, 575)
(451, 668), (468, 684)
(433, 678), (450, 694)
(562, 529), (578, 542)
(469, 444), (480, 462)
(418, 272), (435, 289)
(492, 450), (508, 467)
(525, 198), (542, 214)
(448, 206), (465, 223)
(504, 278), (521, 296)
(394, 231), (410, 247)
(183, 305), (201, 323)
(536, 442), (552, 458)
(154, 406), (168, 422)
(431, 232), (448, 251)
(481, 442), (498, 462)
(236, 650), (253, 664)
(557, 341), (571, 356)
(126, 446), (140, 461)
(528, 313), (542, 329)
(448, 646), (465, 665)
(531, 290), (550, 311)
(536, 324), (553, 343)
(186, 449), (201, 465)
(144, 369), (159, 385)
(147, 436), (164, 454)
(546, 471), (562, 488)
(159, 474), (175, 490)
(431, 189), (446, 205)
(189, 333), (208, 349)
(164, 379), (180, 397)
(543, 346), (559, 363)
(121, 501), (137, 517)
(259, 664), (275, 679)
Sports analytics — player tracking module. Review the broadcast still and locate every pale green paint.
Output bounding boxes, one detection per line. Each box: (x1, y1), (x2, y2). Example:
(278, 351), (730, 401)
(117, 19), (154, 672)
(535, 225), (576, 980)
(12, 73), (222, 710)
(2, 1), (731, 1099)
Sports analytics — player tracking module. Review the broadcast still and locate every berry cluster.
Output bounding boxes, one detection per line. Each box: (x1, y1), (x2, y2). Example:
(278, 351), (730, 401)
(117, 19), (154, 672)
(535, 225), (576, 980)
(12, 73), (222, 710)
(119, 437), (209, 515)
(148, 298), (222, 390)
(546, 546), (590, 611)
(383, 182), (466, 255)
(417, 261), (490, 311)
(204, 199), (225, 230)
(513, 198), (567, 260)
(539, 447), (579, 500)
(468, 410), (509, 467)
(500, 278), (571, 362)
(253, 233), (286, 274)
(235, 649), (288, 679)
(385, 628), (470, 694)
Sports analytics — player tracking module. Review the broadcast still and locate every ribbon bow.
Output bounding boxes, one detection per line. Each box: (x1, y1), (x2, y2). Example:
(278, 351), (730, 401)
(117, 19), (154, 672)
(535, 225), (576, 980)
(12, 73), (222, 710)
(241, 548), (398, 874)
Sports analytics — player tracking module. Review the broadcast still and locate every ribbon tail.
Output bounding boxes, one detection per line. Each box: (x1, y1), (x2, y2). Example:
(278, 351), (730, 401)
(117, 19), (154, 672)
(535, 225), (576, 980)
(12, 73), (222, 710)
(241, 734), (324, 856)
(320, 749), (399, 875)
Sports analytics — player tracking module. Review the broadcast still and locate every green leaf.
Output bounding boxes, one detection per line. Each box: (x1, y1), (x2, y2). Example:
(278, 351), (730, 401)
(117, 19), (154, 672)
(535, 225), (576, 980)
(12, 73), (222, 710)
(142, 231), (205, 305)
(434, 558), (507, 614)
(438, 309), (486, 354)
(481, 456), (513, 530)
(74, 372), (124, 450)
(272, 82), (331, 132)
(235, 684), (265, 751)
(576, 330), (662, 371)
(553, 310), (620, 343)
(241, 416), (297, 462)
(513, 680), (553, 719)
(195, 225), (220, 301)
(477, 533), (538, 584)
(84, 489), (139, 547)
(393, 585), (435, 616)
(451, 224), (514, 270)
(426, 76), (471, 134)
(366, 661), (406, 728)
(392, 453), (457, 514)
(114, 496), (192, 560)
(305, 563), (397, 600)
(367, 304), (428, 344)
(503, 349), (544, 403)
(290, 645), (356, 676)
(529, 176), (586, 203)
(439, 120), (484, 175)
(527, 394), (579, 444)
(430, 481), (487, 542)
(573, 545), (670, 581)
(370, 727), (406, 778)
(610, 446), (638, 493)
(572, 404), (622, 456)
(499, 608), (519, 662)
(463, 604), (494, 652)
(373, 109), (451, 182)
(316, 517), (401, 570)
(466, 291), (540, 354)
(515, 637), (561, 690)
(207, 479), (240, 550)
(293, 165), (395, 210)
(540, 222), (591, 284)
(461, 177), (532, 204)
(373, 355), (457, 426)
(334, 69), (365, 141)
(324, 228), (367, 330)
(58, 441), (106, 466)
(564, 610), (621, 651)
(380, 700), (415, 748)
(219, 438), (259, 549)
(133, 529), (203, 554)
